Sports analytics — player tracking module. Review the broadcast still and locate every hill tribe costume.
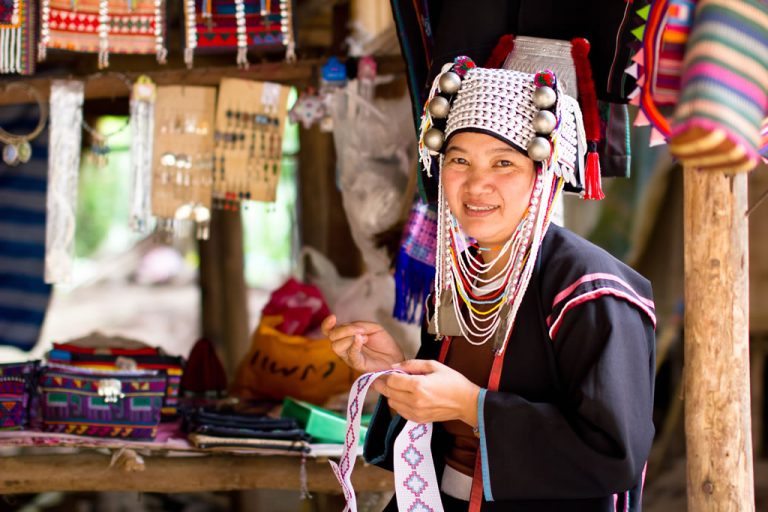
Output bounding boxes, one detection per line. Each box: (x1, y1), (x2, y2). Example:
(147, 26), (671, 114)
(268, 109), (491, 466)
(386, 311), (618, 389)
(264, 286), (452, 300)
(331, 41), (657, 512)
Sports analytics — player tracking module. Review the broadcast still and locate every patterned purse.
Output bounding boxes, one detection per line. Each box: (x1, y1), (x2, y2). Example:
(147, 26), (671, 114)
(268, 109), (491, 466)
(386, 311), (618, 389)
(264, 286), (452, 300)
(48, 344), (184, 420)
(0, 361), (38, 430)
(39, 364), (165, 439)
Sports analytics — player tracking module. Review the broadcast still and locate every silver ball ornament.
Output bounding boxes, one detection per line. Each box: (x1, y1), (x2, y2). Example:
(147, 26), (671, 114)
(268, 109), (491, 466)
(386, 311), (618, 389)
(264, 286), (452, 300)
(438, 71), (462, 94)
(423, 128), (445, 152)
(428, 96), (451, 118)
(532, 86), (557, 109)
(527, 137), (551, 162)
(532, 110), (557, 135)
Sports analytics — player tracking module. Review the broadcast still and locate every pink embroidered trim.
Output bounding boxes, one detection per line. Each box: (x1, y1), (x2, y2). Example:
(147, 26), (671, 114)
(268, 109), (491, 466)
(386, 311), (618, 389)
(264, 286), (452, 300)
(548, 287), (658, 339)
(551, 273), (655, 311)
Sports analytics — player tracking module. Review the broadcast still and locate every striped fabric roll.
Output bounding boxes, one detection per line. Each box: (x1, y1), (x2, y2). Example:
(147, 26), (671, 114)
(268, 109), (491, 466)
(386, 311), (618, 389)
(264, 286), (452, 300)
(0, 104), (52, 351)
(670, 0), (768, 172)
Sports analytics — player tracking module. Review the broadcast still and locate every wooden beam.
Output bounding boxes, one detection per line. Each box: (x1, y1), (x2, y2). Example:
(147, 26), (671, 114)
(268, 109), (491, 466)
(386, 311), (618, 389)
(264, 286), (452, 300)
(0, 56), (405, 107)
(0, 453), (391, 494)
(683, 167), (754, 511)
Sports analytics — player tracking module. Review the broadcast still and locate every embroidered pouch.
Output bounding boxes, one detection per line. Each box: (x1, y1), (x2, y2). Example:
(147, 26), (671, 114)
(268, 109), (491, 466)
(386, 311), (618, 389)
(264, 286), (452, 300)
(47, 349), (184, 419)
(0, 361), (39, 430)
(39, 364), (165, 439)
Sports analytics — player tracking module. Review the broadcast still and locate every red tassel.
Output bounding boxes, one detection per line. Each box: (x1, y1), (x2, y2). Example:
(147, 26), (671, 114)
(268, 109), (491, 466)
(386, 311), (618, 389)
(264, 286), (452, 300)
(484, 34), (515, 69)
(584, 151), (605, 200)
(571, 37), (605, 200)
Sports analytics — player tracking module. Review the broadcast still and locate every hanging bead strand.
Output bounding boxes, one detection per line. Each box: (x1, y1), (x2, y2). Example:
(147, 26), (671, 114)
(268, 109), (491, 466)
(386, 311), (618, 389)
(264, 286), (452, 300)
(184, 0), (197, 68)
(39, 0), (50, 61)
(154, 0), (167, 64)
(235, 0), (249, 69)
(97, 0), (109, 69)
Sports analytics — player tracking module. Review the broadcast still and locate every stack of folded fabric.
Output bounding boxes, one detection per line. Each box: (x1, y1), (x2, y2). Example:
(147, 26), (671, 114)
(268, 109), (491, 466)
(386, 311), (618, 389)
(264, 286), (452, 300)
(47, 333), (184, 419)
(184, 408), (310, 454)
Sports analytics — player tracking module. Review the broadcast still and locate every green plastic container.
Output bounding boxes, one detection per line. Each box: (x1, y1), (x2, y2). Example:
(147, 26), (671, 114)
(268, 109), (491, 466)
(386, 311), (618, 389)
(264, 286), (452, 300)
(281, 397), (370, 444)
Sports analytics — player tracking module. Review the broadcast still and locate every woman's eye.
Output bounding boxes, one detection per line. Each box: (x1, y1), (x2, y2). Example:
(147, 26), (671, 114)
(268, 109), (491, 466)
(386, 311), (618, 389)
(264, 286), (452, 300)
(496, 160), (514, 168)
(450, 157), (468, 165)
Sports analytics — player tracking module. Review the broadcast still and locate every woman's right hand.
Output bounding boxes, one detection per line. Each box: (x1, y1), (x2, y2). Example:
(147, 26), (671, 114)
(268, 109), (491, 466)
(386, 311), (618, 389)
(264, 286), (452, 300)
(321, 315), (405, 374)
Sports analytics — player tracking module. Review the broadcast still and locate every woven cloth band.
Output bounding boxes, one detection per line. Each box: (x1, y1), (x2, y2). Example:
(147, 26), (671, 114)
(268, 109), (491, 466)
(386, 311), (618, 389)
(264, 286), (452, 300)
(330, 370), (444, 512)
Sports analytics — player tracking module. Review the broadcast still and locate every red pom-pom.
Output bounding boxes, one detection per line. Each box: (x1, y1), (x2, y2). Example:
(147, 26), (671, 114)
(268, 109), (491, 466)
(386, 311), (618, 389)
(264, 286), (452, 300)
(453, 56), (476, 77)
(484, 34), (515, 69)
(534, 70), (557, 88)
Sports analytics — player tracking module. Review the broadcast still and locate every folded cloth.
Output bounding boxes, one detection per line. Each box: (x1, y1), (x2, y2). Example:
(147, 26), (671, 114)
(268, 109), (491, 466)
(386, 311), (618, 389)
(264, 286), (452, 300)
(188, 433), (310, 453)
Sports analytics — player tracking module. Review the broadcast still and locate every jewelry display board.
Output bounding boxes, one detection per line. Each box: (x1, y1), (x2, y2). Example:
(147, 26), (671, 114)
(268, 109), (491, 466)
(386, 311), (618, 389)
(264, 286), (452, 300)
(151, 85), (216, 238)
(213, 78), (290, 206)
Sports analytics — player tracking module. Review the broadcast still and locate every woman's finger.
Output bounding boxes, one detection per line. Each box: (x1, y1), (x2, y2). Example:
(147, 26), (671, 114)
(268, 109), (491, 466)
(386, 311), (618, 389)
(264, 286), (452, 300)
(346, 334), (366, 369)
(327, 323), (365, 342)
(330, 335), (355, 359)
(320, 315), (337, 336)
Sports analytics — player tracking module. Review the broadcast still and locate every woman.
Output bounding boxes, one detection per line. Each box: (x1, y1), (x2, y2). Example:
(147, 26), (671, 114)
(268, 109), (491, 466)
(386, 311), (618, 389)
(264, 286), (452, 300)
(322, 56), (656, 512)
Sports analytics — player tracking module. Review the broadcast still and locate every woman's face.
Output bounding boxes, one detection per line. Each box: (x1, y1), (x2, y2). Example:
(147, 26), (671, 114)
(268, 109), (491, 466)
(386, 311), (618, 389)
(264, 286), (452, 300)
(441, 132), (536, 247)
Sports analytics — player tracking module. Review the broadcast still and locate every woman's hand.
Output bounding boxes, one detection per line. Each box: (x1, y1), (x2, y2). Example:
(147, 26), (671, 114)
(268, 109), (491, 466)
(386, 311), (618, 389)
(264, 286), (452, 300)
(375, 359), (480, 427)
(321, 315), (405, 374)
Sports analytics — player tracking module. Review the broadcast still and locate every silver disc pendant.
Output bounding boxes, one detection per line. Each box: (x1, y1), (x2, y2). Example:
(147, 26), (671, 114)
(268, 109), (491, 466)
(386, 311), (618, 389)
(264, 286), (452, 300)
(16, 141), (32, 163)
(2, 143), (19, 166)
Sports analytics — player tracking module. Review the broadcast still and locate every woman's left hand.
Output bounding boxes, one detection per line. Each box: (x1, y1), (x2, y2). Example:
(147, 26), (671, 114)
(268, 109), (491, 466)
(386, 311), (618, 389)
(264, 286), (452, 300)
(375, 360), (480, 426)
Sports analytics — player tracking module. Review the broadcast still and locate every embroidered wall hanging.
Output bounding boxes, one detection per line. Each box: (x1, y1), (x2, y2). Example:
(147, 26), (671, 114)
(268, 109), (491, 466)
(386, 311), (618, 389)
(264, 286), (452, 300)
(0, 0), (35, 74)
(39, 0), (167, 68)
(213, 78), (290, 206)
(151, 85), (216, 239)
(183, 0), (295, 68)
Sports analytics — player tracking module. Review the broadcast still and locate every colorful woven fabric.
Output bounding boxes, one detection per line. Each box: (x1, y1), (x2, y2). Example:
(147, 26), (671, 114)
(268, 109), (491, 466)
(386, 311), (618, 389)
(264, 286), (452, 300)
(0, 362), (39, 430)
(40, 367), (165, 439)
(670, 0), (768, 172)
(184, 0), (294, 67)
(393, 199), (437, 324)
(40, 0), (166, 66)
(0, 377), (25, 429)
(628, 0), (696, 141)
(0, 0), (35, 74)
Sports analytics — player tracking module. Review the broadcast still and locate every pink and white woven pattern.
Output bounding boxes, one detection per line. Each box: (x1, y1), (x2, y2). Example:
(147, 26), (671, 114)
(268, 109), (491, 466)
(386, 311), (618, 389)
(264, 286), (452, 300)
(330, 370), (444, 512)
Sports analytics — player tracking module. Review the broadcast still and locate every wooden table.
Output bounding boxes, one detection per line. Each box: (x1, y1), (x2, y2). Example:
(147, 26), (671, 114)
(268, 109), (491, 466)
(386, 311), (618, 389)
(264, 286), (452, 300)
(0, 450), (392, 495)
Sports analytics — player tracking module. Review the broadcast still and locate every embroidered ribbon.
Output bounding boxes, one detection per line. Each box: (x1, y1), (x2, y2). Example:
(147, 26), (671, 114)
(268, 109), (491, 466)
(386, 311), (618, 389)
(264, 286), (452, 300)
(330, 370), (444, 512)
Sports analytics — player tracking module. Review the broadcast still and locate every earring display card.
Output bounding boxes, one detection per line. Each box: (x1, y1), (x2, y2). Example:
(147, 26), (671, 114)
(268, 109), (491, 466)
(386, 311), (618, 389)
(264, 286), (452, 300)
(151, 86), (216, 221)
(213, 78), (290, 204)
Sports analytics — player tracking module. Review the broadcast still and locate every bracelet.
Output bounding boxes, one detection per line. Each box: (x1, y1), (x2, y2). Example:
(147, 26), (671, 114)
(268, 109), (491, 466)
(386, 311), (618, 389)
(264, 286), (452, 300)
(0, 82), (48, 166)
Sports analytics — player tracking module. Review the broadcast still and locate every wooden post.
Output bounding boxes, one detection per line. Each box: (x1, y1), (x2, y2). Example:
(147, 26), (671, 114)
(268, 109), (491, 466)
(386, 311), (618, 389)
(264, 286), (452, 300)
(683, 167), (754, 511)
(198, 208), (250, 379)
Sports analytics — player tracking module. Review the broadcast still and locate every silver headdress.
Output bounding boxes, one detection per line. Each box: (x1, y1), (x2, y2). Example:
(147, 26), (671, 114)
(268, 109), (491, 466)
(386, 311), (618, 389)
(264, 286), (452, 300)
(419, 54), (593, 351)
